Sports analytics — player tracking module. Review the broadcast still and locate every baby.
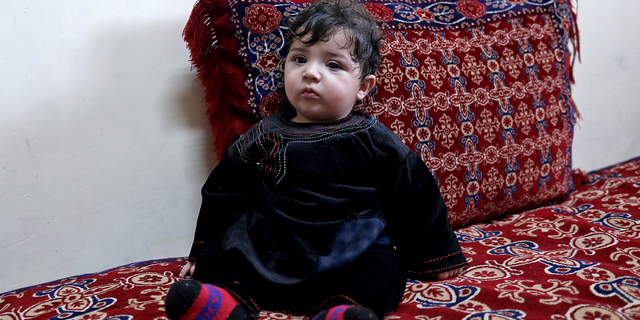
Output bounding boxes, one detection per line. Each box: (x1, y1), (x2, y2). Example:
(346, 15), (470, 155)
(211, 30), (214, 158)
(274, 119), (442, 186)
(165, 1), (467, 319)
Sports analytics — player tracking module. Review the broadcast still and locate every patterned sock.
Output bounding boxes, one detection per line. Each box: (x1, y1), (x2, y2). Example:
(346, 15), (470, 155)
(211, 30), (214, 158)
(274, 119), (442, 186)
(312, 305), (378, 320)
(165, 279), (249, 320)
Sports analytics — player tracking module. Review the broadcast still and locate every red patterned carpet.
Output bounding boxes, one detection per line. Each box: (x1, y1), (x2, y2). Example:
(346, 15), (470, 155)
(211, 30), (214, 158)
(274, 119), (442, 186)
(3, 158), (640, 320)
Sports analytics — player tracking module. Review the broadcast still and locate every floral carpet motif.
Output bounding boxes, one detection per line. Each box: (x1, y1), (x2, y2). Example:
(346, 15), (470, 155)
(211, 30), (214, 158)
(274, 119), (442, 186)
(3, 157), (640, 319)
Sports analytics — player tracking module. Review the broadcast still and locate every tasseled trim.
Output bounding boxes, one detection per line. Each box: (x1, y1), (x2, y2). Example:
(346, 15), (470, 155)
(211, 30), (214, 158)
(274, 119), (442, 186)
(566, 0), (581, 120)
(567, 0), (581, 82)
(183, 0), (259, 161)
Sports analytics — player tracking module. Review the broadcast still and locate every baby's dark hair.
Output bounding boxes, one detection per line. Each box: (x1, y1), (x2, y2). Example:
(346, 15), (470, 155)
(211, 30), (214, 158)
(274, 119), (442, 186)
(286, 0), (382, 78)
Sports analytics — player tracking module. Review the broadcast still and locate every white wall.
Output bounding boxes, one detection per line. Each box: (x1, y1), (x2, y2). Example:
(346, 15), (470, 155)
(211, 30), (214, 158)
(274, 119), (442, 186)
(572, 1), (640, 171)
(1, 1), (216, 293)
(1, 1), (639, 294)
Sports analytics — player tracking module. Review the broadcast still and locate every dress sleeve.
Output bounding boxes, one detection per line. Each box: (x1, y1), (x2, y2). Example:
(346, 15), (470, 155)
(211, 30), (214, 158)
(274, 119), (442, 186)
(187, 153), (255, 261)
(385, 151), (468, 280)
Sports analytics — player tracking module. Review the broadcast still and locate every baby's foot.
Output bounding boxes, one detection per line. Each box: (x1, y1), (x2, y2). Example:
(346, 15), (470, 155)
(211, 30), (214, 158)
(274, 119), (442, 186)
(165, 279), (250, 320)
(433, 266), (465, 280)
(312, 305), (378, 320)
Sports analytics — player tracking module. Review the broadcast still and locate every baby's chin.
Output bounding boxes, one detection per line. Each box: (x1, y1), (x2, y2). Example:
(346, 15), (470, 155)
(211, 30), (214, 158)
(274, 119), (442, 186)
(291, 113), (350, 123)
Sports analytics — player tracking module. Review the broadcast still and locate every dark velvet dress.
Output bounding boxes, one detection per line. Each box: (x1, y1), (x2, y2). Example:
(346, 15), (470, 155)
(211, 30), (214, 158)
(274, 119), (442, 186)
(187, 111), (467, 316)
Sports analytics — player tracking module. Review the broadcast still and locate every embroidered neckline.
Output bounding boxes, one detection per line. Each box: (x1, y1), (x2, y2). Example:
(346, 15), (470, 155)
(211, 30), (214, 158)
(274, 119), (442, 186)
(235, 111), (377, 188)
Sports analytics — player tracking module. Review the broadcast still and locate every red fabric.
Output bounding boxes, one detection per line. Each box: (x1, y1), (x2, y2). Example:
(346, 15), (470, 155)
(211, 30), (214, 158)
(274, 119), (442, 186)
(183, 0), (580, 229)
(366, 14), (578, 228)
(181, 284), (239, 320)
(4, 157), (640, 320)
(181, 283), (211, 320)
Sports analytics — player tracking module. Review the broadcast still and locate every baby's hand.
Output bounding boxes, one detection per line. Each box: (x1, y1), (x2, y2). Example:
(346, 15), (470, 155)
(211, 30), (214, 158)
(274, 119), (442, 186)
(178, 261), (196, 278)
(433, 266), (464, 280)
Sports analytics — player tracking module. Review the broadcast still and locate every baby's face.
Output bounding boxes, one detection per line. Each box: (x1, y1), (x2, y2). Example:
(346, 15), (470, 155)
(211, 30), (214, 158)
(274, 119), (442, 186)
(284, 31), (375, 123)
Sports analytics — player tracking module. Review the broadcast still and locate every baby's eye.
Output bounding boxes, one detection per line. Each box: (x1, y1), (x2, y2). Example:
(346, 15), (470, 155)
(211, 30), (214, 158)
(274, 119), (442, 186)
(326, 61), (342, 70)
(293, 56), (306, 64)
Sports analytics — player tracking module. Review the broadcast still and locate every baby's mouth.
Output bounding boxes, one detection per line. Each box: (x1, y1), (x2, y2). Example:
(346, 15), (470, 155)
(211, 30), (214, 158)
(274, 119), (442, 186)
(302, 88), (319, 97)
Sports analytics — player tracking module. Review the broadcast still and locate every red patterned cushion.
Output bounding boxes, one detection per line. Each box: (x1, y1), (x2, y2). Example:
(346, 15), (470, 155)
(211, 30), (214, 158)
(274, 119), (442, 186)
(183, 0), (579, 228)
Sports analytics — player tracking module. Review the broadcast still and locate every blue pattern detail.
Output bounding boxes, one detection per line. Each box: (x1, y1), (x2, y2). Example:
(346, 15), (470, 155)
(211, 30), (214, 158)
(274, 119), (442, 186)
(590, 212), (640, 231)
(407, 279), (479, 308)
(32, 278), (119, 320)
(587, 172), (623, 185)
(50, 297), (117, 320)
(195, 285), (223, 320)
(53, 298), (117, 320)
(105, 316), (133, 320)
(591, 277), (640, 304)
(462, 309), (527, 320)
(34, 278), (96, 299)
(550, 203), (592, 215)
(456, 227), (501, 243)
(488, 241), (597, 275)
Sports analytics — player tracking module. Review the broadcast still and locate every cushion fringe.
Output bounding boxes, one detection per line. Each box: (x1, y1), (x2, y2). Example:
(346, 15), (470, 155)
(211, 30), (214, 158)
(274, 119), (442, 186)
(183, 0), (258, 160)
(566, 0), (581, 120)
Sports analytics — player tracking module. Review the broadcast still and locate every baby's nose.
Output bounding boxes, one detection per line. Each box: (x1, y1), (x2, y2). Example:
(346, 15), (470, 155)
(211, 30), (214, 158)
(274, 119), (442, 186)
(303, 64), (321, 80)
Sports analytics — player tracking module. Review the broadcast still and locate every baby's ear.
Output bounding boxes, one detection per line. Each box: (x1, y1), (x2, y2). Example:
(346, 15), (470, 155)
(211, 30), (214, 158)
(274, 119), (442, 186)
(357, 75), (376, 100)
